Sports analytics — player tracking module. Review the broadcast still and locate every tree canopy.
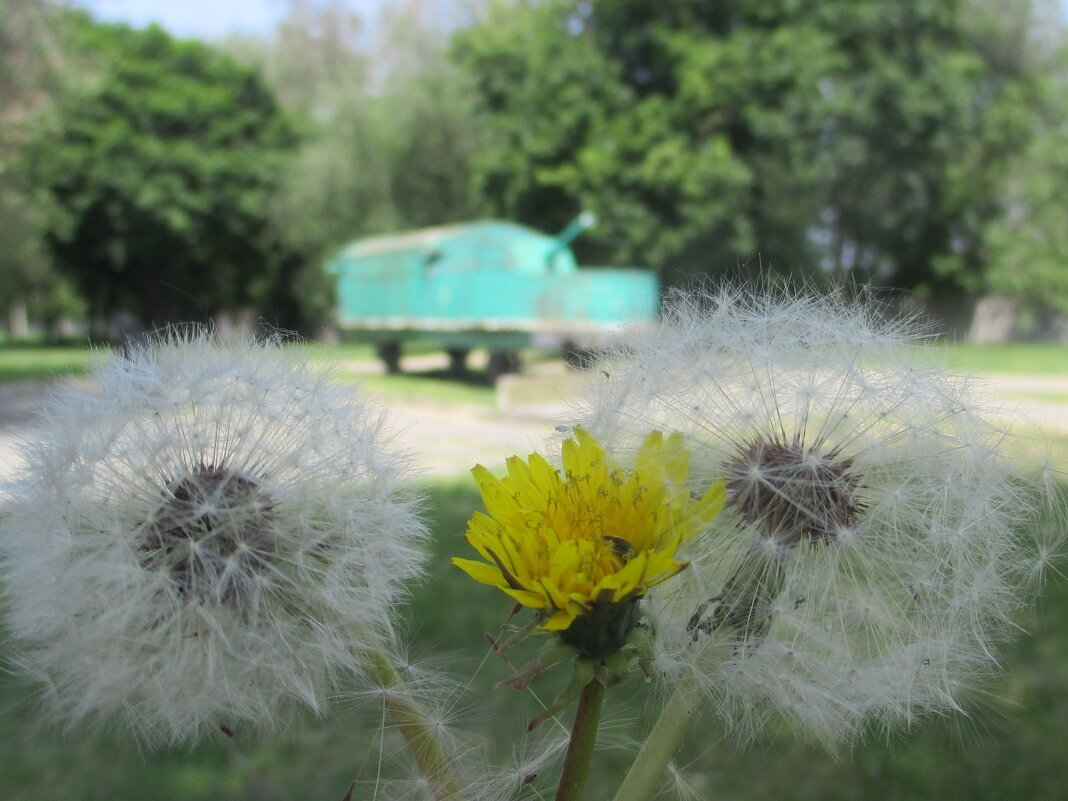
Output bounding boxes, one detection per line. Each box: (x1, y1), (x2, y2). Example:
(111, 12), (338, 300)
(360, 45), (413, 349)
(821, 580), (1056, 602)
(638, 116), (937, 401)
(0, 0), (86, 332)
(1, 0), (1066, 335)
(982, 62), (1068, 315)
(224, 0), (482, 326)
(33, 13), (295, 325)
(454, 0), (1063, 297)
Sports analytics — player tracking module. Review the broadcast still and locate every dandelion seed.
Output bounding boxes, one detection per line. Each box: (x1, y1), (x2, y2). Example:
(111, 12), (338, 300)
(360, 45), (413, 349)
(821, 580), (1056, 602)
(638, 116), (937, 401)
(0, 330), (428, 745)
(579, 287), (1059, 748)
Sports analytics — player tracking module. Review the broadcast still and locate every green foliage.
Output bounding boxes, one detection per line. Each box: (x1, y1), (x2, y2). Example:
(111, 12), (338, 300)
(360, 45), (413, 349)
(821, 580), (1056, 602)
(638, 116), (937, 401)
(33, 14), (296, 325)
(455, 0), (1061, 294)
(0, 162), (83, 329)
(231, 0), (482, 330)
(0, 0), (86, 334)
(269, 69), (480, 256)
(453, 2), (634, 239)
(4, 0), (1065, 331)
(981, 61), (1068, 314)
(3, 477), (1068, 800)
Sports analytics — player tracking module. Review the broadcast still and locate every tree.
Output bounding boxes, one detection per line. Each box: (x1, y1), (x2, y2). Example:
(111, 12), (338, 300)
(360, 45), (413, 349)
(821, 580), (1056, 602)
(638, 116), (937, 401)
(229, 0), (482, 327)
(981, 70), (1068, 315)
(0, 0), (85, 336)
(34, 13), (295, 326)
(454, 0), (1058, 292)
(813, 0), (1059, 296)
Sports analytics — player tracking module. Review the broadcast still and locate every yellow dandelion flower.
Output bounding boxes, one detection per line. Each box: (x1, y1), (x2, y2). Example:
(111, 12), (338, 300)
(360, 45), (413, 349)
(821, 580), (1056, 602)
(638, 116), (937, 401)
(453, 428), (726, 656)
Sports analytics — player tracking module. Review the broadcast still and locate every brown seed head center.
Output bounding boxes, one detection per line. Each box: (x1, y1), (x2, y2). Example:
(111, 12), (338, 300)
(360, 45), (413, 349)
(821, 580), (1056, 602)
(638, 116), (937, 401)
(139, 463), (277, 602)
(724, 436), (862, 545)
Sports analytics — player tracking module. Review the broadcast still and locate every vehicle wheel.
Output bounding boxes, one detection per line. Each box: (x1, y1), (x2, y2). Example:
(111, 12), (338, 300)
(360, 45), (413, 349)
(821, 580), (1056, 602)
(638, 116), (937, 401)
(563, 341), (593, 368)
(487, 350), (519, 381)
(376, 342), (402, 374)
(447, 347), (470, 375)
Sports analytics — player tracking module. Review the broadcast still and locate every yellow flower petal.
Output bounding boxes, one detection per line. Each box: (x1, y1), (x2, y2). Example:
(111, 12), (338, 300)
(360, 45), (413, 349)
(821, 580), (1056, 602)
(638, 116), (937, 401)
(501, 586), (549, 608)
(451, 557), (507, 588)
(543, 608), (579, 631)
(455, 428), (726, 637)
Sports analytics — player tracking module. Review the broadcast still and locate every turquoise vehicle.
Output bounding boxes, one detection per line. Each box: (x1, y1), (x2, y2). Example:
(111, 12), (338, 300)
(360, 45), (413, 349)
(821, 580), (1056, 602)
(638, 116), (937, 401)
(326, 214), (658, 376)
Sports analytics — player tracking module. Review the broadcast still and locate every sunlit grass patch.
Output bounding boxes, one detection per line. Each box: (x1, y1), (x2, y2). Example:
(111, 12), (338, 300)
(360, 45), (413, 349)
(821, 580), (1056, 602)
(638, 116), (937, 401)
(0, 346), (100, 382)
(297, 343), (500, 405)
(939, 342), (1068, 376)
(347, 372), (495, 406)
(294, 341), (377, 362)
(1002, 390), (1068, 404)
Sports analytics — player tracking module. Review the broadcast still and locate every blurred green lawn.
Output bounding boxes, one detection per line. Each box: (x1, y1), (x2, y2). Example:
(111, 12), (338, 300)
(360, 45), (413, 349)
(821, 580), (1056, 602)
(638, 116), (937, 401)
(0, 341), (1066, 385)
(939, 342), (1068, 375)
(2, 482), (1068, 801)
(0, 344), (99, 382)
(0, 342), (499, 405)
(1, 342), (1067, 800)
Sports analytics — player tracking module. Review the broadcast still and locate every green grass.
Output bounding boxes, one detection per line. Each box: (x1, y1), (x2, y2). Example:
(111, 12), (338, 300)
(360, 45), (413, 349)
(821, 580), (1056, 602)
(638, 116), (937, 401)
(938, 342), (1068, 376)
(0, 341), (1063, 390)
(0, 343), (499, 404)
(294, 342), (377, 363)
(296, 342), (499, 405)
(354, 372), (496, 405)
(1004, 390), (1068, 404)
(0, 345), (100, 381)
(3, 482), (1068, 801)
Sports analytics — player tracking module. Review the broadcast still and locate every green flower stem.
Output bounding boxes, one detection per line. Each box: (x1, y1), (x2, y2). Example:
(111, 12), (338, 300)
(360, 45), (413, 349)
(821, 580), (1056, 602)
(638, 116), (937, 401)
(555, 677), (607, 801)
(363, 646), (464, 801)
(611, 676), (702, 801)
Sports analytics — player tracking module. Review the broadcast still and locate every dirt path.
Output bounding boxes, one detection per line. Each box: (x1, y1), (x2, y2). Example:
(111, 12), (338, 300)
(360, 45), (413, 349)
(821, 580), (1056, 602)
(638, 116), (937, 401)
(382, 400), (562, 478)
(0, 370), (1064, 494)
(0, 379), (564, 492)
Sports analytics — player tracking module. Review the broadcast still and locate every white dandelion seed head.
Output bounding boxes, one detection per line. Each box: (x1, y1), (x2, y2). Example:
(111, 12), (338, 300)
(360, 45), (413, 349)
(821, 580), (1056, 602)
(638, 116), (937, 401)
(576, 286), (1058, 747)
(0, 330), (429, 745)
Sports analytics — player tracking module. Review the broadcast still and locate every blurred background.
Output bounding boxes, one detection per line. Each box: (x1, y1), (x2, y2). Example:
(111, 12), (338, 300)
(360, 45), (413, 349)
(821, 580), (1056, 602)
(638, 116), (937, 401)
(3, 0), (1068, 341)
(1, 1), (1068, 799)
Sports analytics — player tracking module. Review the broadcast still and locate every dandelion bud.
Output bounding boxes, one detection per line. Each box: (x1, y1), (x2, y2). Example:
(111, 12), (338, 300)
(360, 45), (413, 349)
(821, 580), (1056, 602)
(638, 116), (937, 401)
(578, 288), (1061, 746)
(0, 331), (428, 745)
